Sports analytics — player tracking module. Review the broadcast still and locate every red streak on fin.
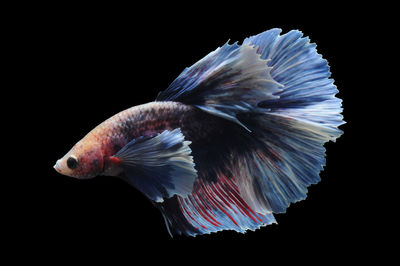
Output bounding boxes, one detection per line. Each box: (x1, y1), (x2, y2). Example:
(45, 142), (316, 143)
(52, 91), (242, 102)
(213, 182), (240, 215)
(188, 196), (219, 227)
(219, 174), (262, 223)
(174, 173), (265, 232)
(194, 189), (222, 225)
(227, 182), (261, 223)
(201, 182), (238, 226)
(196, 194), (221, 226)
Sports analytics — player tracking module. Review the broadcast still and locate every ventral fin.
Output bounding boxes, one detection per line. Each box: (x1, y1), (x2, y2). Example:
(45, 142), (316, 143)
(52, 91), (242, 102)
(114, 128), (197, 203)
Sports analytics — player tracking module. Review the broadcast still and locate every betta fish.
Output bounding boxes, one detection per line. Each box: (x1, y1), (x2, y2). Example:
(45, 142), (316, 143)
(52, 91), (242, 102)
(54, 29), (344, 237)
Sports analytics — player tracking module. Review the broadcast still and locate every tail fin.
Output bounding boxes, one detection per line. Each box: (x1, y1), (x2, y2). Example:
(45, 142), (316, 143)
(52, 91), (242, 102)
(155, 29), (344, 236)
(244, 29), (344, 134)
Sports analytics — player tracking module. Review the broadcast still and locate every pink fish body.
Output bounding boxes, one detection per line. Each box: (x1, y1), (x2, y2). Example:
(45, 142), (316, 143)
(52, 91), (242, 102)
(55, 102), (193, 178)
(55, 29), (343, 236)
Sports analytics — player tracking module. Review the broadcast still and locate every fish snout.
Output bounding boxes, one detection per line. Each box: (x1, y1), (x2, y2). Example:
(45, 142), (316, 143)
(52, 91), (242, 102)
(54, 159), (63, 174)
(54, 158), (75, 177)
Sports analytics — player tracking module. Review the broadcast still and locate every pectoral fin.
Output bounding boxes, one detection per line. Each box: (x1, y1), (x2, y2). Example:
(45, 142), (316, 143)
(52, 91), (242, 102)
(113, 128), (197, 203)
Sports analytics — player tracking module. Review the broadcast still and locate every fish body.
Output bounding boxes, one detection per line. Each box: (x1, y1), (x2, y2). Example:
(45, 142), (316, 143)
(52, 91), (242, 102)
(55, 102), (219, 178)
(55, 29), (344, 236)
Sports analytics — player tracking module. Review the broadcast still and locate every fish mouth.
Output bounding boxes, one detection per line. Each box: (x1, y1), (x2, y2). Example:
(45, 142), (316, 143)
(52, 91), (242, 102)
(54, 160), (63, 174)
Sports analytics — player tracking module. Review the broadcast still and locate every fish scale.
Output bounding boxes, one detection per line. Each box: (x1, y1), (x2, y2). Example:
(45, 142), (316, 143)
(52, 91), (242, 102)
(91, 102), (194, 155)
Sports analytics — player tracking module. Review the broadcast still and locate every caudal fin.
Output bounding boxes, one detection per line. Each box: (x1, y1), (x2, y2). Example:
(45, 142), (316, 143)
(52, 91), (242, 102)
(155, 29), (344, 236)
(244, 29), (344, 133)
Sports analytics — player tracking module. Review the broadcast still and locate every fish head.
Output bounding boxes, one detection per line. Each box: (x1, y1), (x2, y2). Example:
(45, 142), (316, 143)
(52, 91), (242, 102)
(54, 138), (104, 179)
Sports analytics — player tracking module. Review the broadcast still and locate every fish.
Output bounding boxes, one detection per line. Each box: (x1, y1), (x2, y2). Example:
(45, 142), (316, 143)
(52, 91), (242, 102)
(54, 29), (344, 237)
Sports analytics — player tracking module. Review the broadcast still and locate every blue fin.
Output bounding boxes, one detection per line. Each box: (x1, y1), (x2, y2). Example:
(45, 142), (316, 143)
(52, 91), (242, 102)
(115, 129), (197, 203)
(157, 29), (343, 134)
(222, 29), (344, 214)
(157, 176), (276, 237)
(233, 113), (340, 214)
(156, 42), (283, 130)
(244, 29), (344, 132)
(153, 29), (344, 236)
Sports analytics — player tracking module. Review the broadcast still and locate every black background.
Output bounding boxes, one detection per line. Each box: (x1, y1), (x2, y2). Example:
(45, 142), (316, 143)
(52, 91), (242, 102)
(8, 2), (386, 259)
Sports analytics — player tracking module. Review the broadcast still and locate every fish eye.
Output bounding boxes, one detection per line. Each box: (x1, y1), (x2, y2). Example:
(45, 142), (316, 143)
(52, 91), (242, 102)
(67, 156), (79, 169)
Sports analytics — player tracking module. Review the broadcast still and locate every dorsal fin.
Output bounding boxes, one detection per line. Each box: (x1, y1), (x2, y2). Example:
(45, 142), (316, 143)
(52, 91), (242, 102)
(156, 42), (283, 130)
